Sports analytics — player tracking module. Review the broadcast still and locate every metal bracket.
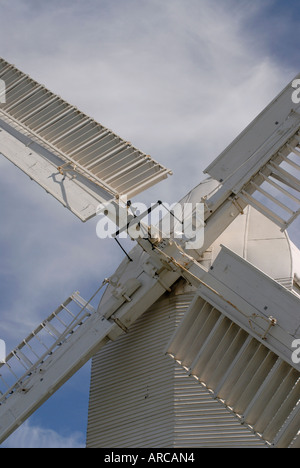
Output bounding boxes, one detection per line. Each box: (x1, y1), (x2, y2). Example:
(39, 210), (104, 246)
(143, 260), (172, 292)
(110, 316), (129, 334)
(248, 314), (277, 341)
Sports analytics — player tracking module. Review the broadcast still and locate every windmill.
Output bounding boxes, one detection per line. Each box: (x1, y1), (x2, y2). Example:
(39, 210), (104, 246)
(0, 57), (299, 448)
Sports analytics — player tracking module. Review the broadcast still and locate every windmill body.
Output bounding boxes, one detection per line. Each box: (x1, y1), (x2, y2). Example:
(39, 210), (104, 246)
(0, 58), (299, 447)
(87, 179), (300, 448)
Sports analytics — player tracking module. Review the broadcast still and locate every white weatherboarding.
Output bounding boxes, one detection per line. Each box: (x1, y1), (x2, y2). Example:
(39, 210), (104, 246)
(0, 57), (299, 448)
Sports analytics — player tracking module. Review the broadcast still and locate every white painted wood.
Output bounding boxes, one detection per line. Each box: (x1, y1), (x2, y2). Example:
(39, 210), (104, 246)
(0, 240), (182, 444)
(204, 73), (300, 183)
(0, 121), (115, 221)
(87, 293), (265, 448)
(166, 247), (300, 447)
(184, 246), (300, 369)
(0, 57), (172, 208)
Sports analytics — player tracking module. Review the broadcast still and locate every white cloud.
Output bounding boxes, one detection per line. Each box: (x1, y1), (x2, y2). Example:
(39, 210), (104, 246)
(2, 421), (85, 448)
(0, 1), (296, 338)
(0, 0), (299, 447)
(0, 0), (298, 355)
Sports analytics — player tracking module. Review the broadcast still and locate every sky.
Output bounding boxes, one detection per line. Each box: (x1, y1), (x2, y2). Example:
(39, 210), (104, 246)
(0, 0), (299, 448)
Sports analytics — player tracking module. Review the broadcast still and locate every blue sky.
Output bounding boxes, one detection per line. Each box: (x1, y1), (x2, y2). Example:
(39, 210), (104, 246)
(0, 0), (299, 448)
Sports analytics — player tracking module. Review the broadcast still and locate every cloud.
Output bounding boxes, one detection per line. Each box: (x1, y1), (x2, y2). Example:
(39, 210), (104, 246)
(0, 160), (122, 347)
(0, 0), (298, 351)
(0, 0), (299, 448)
(2, 421), (85, 448)
(0, 1), (298, 340)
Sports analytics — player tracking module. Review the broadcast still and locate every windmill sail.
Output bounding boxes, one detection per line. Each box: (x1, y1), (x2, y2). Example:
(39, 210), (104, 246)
(166, 246), (300, 447)
(0, 240), (183, 444)
(203, 73), (300, 231)
(0, 58), (172, 221)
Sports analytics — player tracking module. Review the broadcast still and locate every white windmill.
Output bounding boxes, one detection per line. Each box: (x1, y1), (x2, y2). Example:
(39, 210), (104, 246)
(0, 57), (299, 448)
